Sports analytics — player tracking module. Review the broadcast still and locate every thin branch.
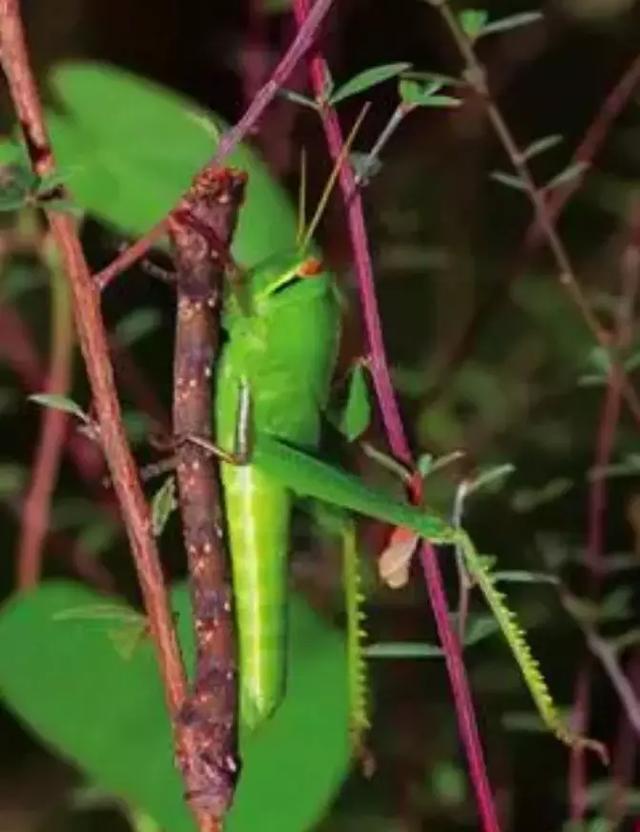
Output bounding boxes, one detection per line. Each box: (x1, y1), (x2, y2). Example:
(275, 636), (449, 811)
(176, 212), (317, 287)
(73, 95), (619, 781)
(429, 53), (640, 405)
(569, 199), (640, 821)
(16, 250), (74, 589)
(0, 2), (211, 827)
(435, 3), (640, 429)
(94, 0), (336, 292)
(292, 3), (502, 830)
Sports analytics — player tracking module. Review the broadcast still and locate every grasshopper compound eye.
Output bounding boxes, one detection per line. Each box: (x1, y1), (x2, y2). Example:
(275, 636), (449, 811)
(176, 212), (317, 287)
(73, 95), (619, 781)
(298, 257), (323, 277)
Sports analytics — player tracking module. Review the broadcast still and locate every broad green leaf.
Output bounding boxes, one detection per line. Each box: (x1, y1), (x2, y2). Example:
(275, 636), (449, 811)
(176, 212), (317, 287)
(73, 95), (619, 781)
(339, 364), (371, 441)
(0, 582), (350, 832)
(29, 393), (88, 422)
(46, 62), (299, 267)
(329, 63), (412, 105)
(458, 9), (489, 40)
(479, 11), (543, 37)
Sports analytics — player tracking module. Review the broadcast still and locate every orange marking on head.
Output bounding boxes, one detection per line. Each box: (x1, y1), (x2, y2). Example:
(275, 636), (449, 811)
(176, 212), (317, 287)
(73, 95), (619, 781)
(298, 257), (323, 277)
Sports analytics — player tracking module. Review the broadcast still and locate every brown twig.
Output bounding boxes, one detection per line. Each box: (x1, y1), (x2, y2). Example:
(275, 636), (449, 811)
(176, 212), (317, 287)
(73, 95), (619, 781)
(0, 1), (212, 826)
(169, 166), (246, 822)
(15, 248), (74, 590)
(94, 0), (336, 293)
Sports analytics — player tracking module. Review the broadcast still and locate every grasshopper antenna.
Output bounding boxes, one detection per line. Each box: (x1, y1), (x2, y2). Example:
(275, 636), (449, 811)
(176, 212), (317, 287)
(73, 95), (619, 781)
(300, 103), (370, 253)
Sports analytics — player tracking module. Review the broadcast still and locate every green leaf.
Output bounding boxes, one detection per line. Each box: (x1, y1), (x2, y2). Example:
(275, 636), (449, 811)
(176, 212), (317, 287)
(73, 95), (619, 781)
(329, 62), (412, 105)
(492, 570), (560, 586)
(0, 582), (350, 832)
(466, 463), (515, 495)
(522, 134), (564, 161)
(339, 363), (371, 441)
(47, 62), (299, 267)
(114, 308), (162, 347)
(459, 9), (489, 41)
(150, 476), (177, 537)
(479, 11), (543, 37)
(462, 615), (501, 645)
(490, 170), (527, 191)
(29, 393), (89, 422)
(398, 78), (460, 108)
(365, 641), (445, 659)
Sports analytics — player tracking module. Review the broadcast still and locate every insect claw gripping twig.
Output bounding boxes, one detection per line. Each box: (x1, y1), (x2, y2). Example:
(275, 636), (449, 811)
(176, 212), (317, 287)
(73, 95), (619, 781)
(168, 164), (247, 819)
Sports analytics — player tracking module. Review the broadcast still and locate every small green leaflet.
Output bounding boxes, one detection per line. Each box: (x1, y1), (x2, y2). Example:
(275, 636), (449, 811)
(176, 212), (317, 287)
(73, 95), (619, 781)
(398, 78), (461, 109)
(522, 134), (564, 161)
(458, 9), (488, 41)
(29, 393), (89, 423)
(339, 363), (372, 441)
(480, 11), (543, 37)
(329, 63), (412, 105)
(150, 476), (177, 537)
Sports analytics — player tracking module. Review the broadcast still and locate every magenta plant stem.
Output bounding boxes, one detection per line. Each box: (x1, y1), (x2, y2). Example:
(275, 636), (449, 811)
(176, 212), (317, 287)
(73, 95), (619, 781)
(291, 2), (501, 830)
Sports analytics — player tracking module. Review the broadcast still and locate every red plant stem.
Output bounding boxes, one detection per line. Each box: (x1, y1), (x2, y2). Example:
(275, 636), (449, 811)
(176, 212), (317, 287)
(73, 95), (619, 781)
(570, 205), (640, 821)
(291, 3), (501, 830)
(0, 3), (211, 825)
(94, 0), (336, 292)
(15, 260), (73, 590)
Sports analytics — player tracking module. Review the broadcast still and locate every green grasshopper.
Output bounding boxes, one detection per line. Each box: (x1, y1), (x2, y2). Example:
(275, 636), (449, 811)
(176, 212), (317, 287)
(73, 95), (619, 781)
(215, 248), (341, 733)
(211, 221), (606, 760)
